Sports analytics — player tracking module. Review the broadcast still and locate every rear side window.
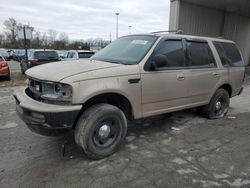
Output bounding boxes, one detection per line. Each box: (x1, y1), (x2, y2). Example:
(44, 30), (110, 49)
(67, 52), (75, 58)
(187, 41), (216, 67)
(213, 42), (244, 67)
(155, 40), (185, 67)
(78, 52), (95, 58)
(34, 51), (59, 59)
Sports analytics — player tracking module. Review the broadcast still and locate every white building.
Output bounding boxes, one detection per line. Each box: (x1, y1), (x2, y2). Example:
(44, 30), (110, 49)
(169, 0), (250, 65)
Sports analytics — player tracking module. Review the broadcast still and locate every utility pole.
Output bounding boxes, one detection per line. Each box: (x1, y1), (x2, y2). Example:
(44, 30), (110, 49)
(23, 26), (28, 67)
(115, 13), (119, 39)
(109, 32), (112, 43)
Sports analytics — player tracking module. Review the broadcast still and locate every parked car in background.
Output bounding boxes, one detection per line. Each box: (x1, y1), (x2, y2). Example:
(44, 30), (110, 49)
(7, 50), (14, 60)
(13, 49), (26, 62)
(57, 50), (68, 59)
(0, 48), (10, 61)
(66, 50), (95, 60)
(20, 50), (60, 74)
(14, 33), (245, 159)
(0, 55), (10, 80)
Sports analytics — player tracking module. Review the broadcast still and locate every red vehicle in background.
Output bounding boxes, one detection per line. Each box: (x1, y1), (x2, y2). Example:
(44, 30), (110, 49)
(0, 55), (10, 80)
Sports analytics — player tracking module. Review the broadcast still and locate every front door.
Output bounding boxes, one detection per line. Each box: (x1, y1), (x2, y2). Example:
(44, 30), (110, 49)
(141, 39), (189, 117)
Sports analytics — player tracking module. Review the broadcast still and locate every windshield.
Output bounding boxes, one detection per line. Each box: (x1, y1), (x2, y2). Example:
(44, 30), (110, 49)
(91, 35), (157, 65)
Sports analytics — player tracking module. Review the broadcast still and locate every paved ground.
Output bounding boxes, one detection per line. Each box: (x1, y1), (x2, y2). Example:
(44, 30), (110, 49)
(7, 60), (21, 73)
(1, 83), (250, 187)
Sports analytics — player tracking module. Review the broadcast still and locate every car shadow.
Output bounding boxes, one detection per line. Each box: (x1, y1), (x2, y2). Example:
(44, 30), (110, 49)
(58, 108), (203, 160)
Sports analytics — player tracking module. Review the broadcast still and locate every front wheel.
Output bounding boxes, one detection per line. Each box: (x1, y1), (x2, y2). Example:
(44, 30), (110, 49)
(75, 104), (127, 160)
(201, 88), (230, 119)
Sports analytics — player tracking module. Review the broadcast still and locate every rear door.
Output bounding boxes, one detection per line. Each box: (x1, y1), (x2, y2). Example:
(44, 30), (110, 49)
(141, 38), (189, 117)
(184, 39), (221, 106)
(213, 41), (245, 96)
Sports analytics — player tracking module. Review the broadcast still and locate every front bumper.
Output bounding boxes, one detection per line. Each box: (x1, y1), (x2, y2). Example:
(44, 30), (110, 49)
(13, 88), (82, 136)
(0, 67), (10, 77)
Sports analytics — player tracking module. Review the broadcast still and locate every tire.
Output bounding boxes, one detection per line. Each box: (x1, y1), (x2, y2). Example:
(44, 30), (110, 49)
(75, 104), (127, 160)
(6, 75), (10, 81)
(201, 88), (230, 119)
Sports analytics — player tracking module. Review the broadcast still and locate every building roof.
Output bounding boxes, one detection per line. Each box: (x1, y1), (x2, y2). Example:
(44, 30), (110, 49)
(180, 0), (250, 17)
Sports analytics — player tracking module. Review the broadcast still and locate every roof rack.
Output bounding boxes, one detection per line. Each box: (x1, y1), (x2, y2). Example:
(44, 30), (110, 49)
(151, 30), (184, 34)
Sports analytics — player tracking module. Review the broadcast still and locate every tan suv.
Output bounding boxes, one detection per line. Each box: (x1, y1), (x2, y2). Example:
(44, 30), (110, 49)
(14, 32), (245, 159)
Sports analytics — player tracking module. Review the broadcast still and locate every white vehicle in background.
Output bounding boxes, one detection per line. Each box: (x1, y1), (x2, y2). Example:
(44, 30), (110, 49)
(0, 48), (10, 61)
(66, 50), (95, 60)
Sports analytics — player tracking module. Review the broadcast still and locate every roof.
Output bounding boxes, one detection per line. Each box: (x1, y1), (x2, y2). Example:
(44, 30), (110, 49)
(68, 50), (93, 52)
(29, 49), (57, 52)
(127, 33), (234, 43)
(180, 0), (250, 18)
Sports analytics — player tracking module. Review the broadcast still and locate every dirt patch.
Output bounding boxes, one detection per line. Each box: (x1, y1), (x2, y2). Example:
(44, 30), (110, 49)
(0, 72), (27, 88)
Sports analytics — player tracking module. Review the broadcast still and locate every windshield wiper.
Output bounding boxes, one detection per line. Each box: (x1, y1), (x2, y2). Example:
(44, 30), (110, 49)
(104, 60), (132, 65)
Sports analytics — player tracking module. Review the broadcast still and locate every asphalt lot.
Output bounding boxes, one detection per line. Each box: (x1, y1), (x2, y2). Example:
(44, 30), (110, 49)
(0, 79), (250, 187)
(7, 60), (21, 73)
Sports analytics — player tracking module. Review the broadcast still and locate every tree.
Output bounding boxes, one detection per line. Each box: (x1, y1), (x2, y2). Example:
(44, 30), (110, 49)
(0, 33), (5, 47)
(41, 32), (49, 47)
(3, 18), (21, 44)
(48, 29), (57, 44)
(32, 31), (41, 49)
(59, 32), (69, 43)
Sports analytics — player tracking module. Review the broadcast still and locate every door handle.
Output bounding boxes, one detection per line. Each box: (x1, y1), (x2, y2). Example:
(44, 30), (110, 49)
(177, 75), (185, 81)
(213, 72), (220, 77)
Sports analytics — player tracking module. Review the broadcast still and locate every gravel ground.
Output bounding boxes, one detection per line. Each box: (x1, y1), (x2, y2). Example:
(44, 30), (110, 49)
(0, 83), (250, 187)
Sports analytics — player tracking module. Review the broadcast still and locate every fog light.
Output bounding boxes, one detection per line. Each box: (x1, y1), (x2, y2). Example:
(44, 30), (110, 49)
(31, 112), (45, 121)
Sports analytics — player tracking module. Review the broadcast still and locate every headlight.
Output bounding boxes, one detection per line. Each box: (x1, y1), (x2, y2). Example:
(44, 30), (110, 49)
(40, 82), (72, 102)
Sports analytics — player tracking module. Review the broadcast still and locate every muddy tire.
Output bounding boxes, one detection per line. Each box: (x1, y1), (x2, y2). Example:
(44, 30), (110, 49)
(6, 75), (10, 81)
(201, 88), (230, 119)
(75, 104), (127, 160)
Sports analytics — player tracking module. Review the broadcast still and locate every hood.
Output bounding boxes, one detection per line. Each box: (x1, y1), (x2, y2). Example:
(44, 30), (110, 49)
(25, 59), (122, 82)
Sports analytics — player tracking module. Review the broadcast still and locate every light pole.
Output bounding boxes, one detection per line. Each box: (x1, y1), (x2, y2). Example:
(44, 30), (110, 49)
(129, 25), (132, 34)
(115, 12), (119, 39)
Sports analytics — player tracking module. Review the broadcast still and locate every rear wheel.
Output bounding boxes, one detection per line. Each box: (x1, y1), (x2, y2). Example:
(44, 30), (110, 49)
(201, 88), (230, 119)
(75, 104), (127, 159)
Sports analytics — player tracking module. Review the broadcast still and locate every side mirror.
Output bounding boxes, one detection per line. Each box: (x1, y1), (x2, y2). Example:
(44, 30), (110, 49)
(151, 54), (168, 69)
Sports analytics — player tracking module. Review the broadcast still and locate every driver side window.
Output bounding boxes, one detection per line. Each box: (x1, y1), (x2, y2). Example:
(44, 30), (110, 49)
(155, 40), (185, 68)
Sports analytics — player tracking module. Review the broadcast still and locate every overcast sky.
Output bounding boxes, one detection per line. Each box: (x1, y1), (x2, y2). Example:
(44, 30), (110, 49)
(0, 0), (170, 40)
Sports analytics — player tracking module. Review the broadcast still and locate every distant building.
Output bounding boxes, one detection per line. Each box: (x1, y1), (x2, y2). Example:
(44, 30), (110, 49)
(169, 0), (250, 65)
(90, 46), (102, 52)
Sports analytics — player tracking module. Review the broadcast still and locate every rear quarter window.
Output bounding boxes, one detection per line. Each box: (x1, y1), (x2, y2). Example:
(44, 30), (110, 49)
(34, 51), (59, 59)
(78, 52), (95, 58)
(213, 42), (244, 67)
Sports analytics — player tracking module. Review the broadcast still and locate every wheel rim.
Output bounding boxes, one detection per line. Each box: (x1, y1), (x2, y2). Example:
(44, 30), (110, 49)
(93, 118), (120, 148)
(214, 96), (228, 116)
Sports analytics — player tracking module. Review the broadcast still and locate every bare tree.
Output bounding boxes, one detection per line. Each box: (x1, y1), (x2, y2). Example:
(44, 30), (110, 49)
(3, 18), (21, 44)
(48, 29), (57, 44)
(0, 33), (4, 47)
(59, 32), (69, 43)
(41, 32), (49, 47)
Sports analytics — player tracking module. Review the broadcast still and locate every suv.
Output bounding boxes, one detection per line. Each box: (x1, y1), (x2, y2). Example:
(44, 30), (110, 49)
(20, 50), (60, 74)
(14, 33), (245, 159)
(66, 50), (95, 60)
